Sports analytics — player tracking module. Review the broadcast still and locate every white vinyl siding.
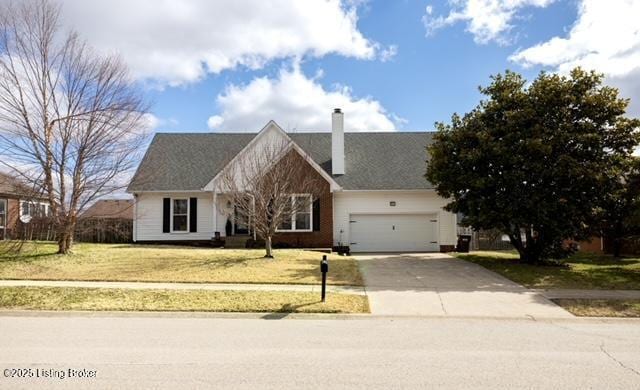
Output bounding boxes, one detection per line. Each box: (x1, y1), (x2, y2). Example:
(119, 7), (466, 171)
(333, 190), (457, 251)
(134, 192), (212, 241)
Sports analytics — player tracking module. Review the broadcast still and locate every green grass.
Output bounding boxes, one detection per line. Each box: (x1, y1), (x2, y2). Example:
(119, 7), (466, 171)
(0, 242), (363, 286)
(454, 251), (640, 290)
(553, 299), (640, 317)
(0, 286), (369, 313)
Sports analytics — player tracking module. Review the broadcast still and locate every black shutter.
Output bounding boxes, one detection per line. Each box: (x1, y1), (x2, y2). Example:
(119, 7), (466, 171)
(162, 198), (170, 233)
(189, 197), (198, 233)
(312, 198), (320, 231)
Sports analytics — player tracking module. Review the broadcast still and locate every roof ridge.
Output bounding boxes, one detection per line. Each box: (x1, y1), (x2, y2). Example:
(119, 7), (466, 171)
(155, 132), (257, 135)
(154, 131), (436, 136)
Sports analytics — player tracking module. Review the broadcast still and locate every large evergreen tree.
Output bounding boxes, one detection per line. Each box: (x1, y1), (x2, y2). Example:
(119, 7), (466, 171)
(426, 69), (640, 263)
(598, 158), (640, 257)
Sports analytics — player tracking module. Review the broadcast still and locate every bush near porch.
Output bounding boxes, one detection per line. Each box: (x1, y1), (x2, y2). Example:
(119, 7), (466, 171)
(0, 243), (363, 286)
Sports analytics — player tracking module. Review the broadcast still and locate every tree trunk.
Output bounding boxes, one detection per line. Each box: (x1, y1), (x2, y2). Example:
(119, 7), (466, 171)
(264, 236), (273, 258)
(57, 226), (75, 254)
(612, 238), (622, 258)
(612, 221), (624, 258)
(520, 247), (542, 264)
(509, 232), (543, 264)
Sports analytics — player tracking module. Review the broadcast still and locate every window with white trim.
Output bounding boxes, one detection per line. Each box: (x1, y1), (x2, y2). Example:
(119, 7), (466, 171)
(277, 194), (312, 232)
(172, 198), (189, 232)
(20, 201), (48, 219)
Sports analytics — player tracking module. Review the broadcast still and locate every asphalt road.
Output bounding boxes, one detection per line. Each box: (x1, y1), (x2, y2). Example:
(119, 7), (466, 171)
(1, 313), (639, 389)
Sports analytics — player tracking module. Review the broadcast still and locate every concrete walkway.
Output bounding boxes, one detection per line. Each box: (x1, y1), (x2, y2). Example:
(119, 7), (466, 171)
(355, 253), (574, 318)
(0, 279), (366, 295)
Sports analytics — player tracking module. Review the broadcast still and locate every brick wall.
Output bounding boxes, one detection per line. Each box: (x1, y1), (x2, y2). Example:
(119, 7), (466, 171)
(1, 197), (20, 240)
(577, 237), (603, 254)
(7, 198), (19, 239)
(271, 152), (333, 248)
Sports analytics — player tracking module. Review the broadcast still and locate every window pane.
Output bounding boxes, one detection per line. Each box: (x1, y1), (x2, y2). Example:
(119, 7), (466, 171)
(294, 195), (311, 211)
(0, 215), (4, 227)
(279, 216), (292, 230)
(174, 199), (187, 215)
(277, 196), (293, 230)
(22, 202), (30, 216)
(0, 200), (5, 213)
(281, 196), (293, 212)
(173, 215), (187, 231)
(295, 213), (310, 230)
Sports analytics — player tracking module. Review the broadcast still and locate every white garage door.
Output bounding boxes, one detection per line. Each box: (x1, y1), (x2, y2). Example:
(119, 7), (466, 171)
(349, 214), (439, 252)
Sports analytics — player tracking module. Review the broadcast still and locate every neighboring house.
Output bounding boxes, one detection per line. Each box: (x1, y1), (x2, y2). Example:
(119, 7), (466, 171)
(577, 237), (604, 254)
(127, 109), (458, 252)
(0, 172), (50, 240)
(76, 199), (134, 244)
(81, 199), (134, 220)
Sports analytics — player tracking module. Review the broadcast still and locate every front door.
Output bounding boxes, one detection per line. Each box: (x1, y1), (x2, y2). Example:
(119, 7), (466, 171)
(234, 207), (250, 235)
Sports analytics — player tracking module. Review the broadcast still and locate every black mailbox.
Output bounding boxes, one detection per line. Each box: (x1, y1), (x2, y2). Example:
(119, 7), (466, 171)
(321, 257), (329, 273)
(320, 255), (329, 302)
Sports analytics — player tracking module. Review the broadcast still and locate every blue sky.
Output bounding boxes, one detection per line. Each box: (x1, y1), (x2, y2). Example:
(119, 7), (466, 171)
(55, 0), (640, 134)
(148, 0), (578, 132)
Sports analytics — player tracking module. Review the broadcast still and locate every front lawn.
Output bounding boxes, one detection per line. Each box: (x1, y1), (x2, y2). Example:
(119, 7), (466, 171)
(455, 251), (640, 290)
(0, 286), (369, 313)
(553, 299), (640, 317)
(0, 243), (362, 286)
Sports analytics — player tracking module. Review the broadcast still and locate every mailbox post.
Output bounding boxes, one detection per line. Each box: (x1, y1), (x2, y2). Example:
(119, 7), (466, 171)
(320, 255), (329, 302)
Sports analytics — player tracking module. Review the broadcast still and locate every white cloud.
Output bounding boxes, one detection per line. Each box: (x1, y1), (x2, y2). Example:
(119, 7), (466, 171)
(378, 44), (398, 62)
(207, 65), (401, 132)
(423, 0), (555, 45)
(141, 113), (161, 131)
(510, 0), (640, 116)
(206, 115), (224, 130)
(56, 0), (380, 85)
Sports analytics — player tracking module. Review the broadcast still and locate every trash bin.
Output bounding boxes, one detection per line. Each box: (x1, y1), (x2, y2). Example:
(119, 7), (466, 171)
(457, 235), (471, 253)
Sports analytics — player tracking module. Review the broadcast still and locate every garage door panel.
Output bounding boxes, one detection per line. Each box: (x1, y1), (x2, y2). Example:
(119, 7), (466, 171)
(350, 214), (438, 252)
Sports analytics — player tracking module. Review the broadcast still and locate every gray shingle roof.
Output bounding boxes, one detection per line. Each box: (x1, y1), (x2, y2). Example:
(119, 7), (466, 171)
(128, 131), (435, 192)
(81, 199), (134, 219)
(0, 172), (42, 198)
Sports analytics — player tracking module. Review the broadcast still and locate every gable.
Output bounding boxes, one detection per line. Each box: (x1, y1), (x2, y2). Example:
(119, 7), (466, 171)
(203, 121), (340, 192)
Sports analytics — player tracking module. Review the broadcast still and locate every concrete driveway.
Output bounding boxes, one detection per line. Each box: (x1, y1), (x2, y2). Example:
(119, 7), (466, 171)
(355, 253), (572, 318)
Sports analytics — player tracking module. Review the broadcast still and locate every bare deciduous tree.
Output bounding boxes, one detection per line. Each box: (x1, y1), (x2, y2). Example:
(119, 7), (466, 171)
(0, 0), (149, 253)
(217, 139), (323, 258)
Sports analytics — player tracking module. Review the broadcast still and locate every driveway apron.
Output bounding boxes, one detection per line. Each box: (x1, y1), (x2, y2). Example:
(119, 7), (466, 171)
(355, 253), (573, 318)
